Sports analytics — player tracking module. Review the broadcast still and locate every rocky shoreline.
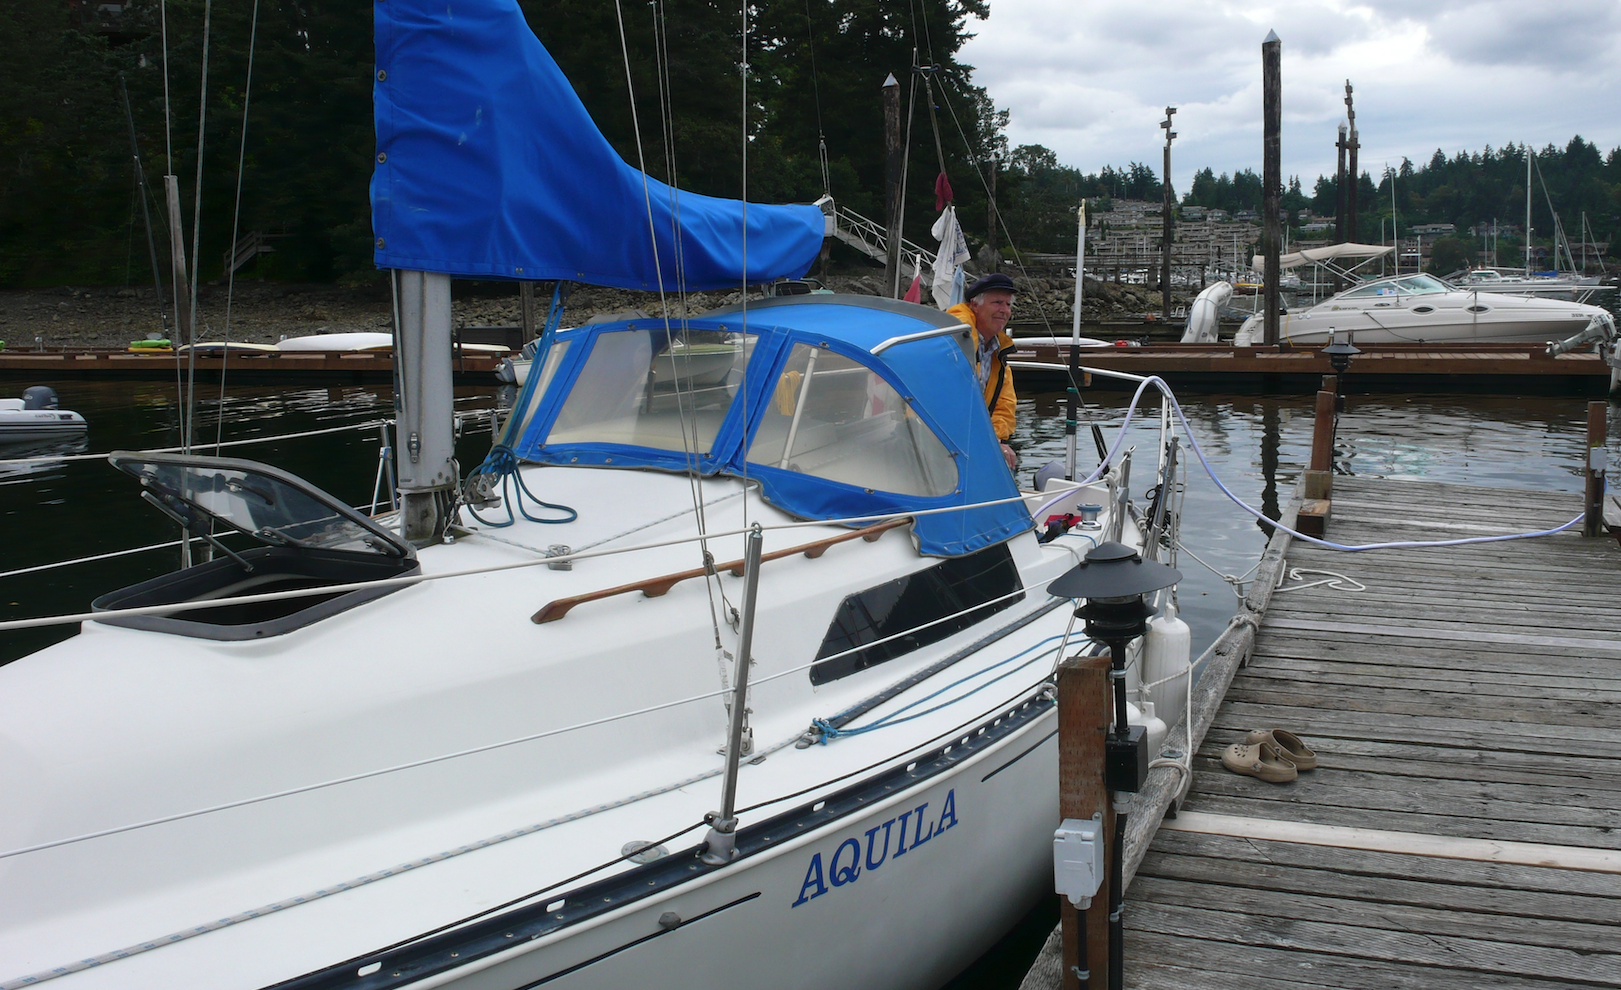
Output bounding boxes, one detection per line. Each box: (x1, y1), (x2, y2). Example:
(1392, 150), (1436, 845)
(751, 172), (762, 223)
(0, 270), (1188, 352)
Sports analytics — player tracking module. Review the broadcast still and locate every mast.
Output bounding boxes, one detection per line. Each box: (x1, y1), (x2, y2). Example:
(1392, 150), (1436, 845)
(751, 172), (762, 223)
(1525, 145), (1533, 275)
(394, 270), (457, 546)
(1066, 200), (1086, 481)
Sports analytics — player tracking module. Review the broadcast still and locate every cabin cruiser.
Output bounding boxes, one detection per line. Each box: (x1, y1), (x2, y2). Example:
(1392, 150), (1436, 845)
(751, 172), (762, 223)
(1233, 273), (1612, 345)
(1451, 268), (1614, 303)
(0, 294), (1172, 990)
(0, 386), (87, 443)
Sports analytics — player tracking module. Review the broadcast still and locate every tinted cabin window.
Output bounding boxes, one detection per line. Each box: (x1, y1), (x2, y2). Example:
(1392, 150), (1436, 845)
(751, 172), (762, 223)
(811, 543), (1023, 685)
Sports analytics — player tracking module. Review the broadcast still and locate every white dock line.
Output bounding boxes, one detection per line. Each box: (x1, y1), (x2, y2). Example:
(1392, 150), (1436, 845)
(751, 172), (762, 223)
(1162, 811), (1621, 874)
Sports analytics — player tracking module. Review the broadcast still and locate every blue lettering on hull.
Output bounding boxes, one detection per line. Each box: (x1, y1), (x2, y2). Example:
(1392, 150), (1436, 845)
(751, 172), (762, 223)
(791, 789), (960, 907)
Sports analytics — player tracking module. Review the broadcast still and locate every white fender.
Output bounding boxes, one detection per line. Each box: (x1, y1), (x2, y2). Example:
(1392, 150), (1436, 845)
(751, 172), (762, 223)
(1141, 600), (1193, 730)
(1180, 281), (1234, 343)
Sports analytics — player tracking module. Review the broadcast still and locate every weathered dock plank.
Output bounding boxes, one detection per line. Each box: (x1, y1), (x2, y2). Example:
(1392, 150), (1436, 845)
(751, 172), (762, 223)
(1119, 475), (1621, 988)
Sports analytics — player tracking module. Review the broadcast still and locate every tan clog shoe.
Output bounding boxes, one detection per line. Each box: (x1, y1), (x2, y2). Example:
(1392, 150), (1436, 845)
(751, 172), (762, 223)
(1243, 729), (1317, 771)
(1221, 740), (1298, 783)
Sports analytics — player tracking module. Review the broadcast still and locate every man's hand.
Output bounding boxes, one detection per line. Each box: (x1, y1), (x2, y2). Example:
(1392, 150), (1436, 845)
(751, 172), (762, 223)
(1001, 443), (1018, 472)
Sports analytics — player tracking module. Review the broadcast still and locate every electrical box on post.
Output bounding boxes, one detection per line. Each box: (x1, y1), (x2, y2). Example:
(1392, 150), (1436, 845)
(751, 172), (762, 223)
(1106, 724), (1149, 792)
(1053, 818), (1105, 907)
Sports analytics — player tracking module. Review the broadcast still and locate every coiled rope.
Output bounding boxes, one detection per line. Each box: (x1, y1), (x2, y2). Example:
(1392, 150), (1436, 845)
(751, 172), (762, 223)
(462, 445), (577, 528)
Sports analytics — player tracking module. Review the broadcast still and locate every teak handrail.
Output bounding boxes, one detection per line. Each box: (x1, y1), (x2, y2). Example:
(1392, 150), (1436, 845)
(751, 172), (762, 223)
(531, 517), (911, 624)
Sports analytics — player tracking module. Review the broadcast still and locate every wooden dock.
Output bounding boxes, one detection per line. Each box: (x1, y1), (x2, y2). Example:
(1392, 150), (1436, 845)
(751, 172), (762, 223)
(1008, 341), (1618, 394)
(0, 347), (509, 384)
(1121, 475), (1621, 989)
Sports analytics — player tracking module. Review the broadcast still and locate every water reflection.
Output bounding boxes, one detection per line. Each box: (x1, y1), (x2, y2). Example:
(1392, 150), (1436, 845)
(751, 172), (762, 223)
(0, 435), (92, 485)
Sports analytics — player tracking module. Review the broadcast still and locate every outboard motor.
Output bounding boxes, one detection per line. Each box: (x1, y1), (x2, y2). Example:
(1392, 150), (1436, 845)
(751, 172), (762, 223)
(20, 386), (59, 410)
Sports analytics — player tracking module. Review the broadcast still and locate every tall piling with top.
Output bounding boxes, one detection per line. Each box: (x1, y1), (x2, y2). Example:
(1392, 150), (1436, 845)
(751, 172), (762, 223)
(1261, 31), (1282, 346)
(1345, 81), (1359, 243)
(1160, 107), (1177, 319)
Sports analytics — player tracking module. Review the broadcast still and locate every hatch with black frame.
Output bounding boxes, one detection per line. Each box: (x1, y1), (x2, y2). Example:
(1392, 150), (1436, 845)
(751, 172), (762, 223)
(92, 452), (418, 640)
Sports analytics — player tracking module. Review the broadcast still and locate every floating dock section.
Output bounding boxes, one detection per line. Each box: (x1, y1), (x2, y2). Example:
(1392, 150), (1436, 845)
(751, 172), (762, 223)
(1023, 473), (1621, 988)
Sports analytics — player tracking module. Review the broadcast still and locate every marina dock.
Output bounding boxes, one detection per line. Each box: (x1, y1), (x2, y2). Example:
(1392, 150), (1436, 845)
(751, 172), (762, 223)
(0, 347), (509, 384)
(1009, 341), (1620, 393)
(1025, 468), (1621, 989)
(1123, 475), (1621, 988)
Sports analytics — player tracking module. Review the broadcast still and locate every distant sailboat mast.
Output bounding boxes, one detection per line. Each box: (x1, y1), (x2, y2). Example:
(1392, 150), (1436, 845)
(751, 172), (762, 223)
(1525, 145), (1533, 275)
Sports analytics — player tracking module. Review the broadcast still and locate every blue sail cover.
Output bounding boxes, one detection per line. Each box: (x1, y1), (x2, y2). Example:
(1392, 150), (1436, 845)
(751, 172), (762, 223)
(372, 0), (825, 288)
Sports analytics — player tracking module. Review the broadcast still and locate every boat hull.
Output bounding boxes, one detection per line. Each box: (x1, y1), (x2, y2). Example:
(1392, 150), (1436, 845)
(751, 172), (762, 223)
(0, 410), (87, 442)
(276, 700), (1060, 990)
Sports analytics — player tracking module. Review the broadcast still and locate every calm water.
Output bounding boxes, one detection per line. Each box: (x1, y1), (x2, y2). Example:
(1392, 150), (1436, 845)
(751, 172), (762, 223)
(1, 379), (1615, 985)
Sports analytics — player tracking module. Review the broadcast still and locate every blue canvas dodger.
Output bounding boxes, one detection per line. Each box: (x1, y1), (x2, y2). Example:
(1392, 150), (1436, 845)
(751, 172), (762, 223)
(372, 0), (825, 289)
(508, 296), (1034, 558)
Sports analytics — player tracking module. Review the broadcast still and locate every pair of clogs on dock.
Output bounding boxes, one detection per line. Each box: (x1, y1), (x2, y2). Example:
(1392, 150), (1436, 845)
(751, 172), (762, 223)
(1221, 729), (1316, 783)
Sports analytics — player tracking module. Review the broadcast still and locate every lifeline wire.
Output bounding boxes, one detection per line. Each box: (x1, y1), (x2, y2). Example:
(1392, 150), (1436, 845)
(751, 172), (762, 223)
(0, 379), (1586, 635)
(5, 665), (1061, 988)
(0, 418), (393, 467)
(214, 0), (261, 454)
(1035, 372), (1587, 553)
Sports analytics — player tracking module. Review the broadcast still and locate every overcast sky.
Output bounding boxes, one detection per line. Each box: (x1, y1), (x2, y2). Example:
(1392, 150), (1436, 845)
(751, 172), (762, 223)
(960, 0), (1621, 192)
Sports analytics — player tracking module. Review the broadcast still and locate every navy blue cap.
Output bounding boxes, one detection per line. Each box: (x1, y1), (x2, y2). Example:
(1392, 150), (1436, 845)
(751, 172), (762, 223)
(965, 272), (1017, 300)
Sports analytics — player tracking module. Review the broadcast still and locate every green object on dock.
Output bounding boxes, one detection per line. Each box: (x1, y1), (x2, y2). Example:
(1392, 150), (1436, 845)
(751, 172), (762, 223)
(128, 339), (171, 349)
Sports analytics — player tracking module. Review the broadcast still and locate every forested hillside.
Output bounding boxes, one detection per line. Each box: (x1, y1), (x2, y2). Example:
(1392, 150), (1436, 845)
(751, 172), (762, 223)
(4, 1), (1618, 288)
(1, 0), (1003, 287)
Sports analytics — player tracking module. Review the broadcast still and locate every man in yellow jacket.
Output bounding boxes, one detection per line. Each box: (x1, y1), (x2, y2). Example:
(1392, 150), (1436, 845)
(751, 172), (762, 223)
(947, 272), (1019, 471)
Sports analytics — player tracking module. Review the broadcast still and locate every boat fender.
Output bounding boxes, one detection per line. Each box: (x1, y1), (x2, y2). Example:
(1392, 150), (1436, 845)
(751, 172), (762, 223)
(1132, 702), (1169, 759)
(20, 386), (59, 410)
(1142, 602), (1192, 727)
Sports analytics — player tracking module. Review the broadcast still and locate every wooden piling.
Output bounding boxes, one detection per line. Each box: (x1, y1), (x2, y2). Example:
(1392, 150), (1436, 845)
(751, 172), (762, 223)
(1298, 389), (1335, 535)
(882, 74), (902, 299)
(1334, 122), (1347, 246)
(1585, 400), (1607, 537)
(1344, 81), (1359, 243)
(1056, 652), (1114, 990)
(1261, 32), (1282, 346)
(518, 282), (535, 342)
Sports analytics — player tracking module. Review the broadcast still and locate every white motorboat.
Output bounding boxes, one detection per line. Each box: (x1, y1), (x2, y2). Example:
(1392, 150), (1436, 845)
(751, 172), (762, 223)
(0, 387), (87, 443)
(0, 295), (1171, 990)
(1234, 273), (1612, 345)
(277, 332), (510, 355)
(1451, 268), (1614, 303)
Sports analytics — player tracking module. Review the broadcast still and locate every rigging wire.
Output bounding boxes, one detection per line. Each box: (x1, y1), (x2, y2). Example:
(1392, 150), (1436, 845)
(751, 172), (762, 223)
(893, 47), (920, 298)
(803, 0), (829, 194)
(739, 0), (751, 538)
(157, 0), (186, 455)
(649, 0), (731, 645)
(933, 83), (1057, 332)
(612, 0), (731, 651)
(214, 0), (261, 455)
(182, 0), (215, 454)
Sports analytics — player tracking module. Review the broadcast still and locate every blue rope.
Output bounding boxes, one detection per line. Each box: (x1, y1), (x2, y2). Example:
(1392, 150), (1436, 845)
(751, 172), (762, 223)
(464, 445), (578, 528)
(813, 633), (1072, 743)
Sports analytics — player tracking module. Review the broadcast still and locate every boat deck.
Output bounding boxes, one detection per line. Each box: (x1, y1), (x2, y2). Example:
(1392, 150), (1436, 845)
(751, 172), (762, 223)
(1124, 476), (1621, 989)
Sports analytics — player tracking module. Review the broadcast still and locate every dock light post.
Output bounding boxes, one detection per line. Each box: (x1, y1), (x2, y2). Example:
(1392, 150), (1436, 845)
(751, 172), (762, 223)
(1322, 330), (1360, 411)
(1052, 543), (1181, 990)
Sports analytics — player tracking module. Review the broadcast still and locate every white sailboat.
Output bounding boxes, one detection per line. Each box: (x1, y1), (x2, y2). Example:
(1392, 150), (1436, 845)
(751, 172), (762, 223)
(0, 2), (1179, 989)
